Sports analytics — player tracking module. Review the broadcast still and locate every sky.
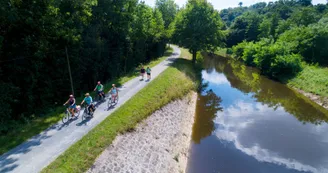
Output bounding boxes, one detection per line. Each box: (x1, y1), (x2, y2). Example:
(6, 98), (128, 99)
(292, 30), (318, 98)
(143, 0), (327, 10)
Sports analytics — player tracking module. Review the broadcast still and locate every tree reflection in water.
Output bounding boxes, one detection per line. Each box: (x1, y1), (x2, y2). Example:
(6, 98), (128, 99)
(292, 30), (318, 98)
(192, 89), (223, 143)
(203, 53), (328, 125)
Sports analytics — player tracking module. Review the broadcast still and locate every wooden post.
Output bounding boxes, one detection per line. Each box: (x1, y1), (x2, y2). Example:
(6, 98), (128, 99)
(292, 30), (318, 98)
(65, 46), (74, 95)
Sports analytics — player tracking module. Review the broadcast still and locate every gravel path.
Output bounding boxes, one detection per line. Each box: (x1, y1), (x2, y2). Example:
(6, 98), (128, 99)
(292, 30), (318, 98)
(87, 92), (197, 173)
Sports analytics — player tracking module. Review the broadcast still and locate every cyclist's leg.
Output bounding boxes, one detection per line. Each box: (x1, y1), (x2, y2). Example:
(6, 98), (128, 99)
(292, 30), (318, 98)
(69, 108), (74, 117)
(88, 104), (93, 113)
(71, 105), (76, 116)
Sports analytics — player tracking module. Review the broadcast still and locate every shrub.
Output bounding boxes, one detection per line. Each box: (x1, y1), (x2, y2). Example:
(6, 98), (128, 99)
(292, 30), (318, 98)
(226, 48), (233, 55)
(270, 54), (303, 78)
(232, 41), (248, 59)
(241, 42), (257, 66)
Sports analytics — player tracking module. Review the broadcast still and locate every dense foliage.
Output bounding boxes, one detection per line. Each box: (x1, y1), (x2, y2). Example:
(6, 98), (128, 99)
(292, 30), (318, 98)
(222, 0), (328, 79)
(0, 0), (176, 133)
(172, 0), (225, 63)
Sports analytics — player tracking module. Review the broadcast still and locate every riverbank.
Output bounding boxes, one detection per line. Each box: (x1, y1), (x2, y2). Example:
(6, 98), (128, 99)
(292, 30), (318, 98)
(0, 47), (173, 155)
(41, 47), (201, 173)
(88, 92), (197, 173)
(215, 49), (328, 112)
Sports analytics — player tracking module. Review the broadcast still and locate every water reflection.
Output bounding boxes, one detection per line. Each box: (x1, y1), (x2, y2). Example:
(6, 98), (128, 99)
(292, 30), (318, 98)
(205, 55), (328, 125)
(192, 89), (223, 143)
(188, 54), (328, 173)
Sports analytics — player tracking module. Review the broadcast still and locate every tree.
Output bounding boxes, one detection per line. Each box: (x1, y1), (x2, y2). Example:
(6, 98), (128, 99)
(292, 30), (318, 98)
(0, 0), (168, 134)
(239, 2), (243, 7)
(173, 0), (225, 63)
(155, 0), (178, 29)
(226, 12), (263, 46)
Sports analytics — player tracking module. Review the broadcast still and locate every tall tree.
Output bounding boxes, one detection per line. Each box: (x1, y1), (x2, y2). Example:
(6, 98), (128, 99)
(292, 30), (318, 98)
(173, 0), (225, 63)
(155, 0), (178, 29)
(239, 2), (243, 7)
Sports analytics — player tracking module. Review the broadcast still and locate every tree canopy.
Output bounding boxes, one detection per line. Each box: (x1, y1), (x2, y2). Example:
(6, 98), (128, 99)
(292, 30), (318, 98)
(221, 0), (328, 79)
(0, 0), (169, 133)
(172, 0), (225, 63)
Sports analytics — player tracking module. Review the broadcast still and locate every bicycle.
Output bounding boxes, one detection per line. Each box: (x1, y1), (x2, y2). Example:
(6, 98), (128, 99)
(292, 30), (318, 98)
(96, 91), (106, 102)
(82, 103), (95, 121)
(108, 95), (119, 107)
(62, 105), (81, 123)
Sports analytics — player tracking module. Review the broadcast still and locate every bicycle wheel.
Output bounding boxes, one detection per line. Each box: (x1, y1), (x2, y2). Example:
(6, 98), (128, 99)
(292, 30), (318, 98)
(75, 109), (81, 118)
(62, 111), (69, 123)
(107, 98), (112, 107)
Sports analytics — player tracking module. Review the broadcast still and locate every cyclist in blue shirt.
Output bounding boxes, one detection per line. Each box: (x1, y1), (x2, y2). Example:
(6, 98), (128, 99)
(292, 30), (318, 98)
(81, 93), (95, 114)
(108, 84), (118, 102)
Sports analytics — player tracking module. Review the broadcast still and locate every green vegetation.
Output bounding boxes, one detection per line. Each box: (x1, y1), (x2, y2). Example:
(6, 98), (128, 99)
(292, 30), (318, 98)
(288, 65), (328, 97)
(172, 0), (225, 63)
(0, 47), (173, 155)
(0, 0), (179, 135)
(42, 49), (200, 173)
(219, 0), (328, 97)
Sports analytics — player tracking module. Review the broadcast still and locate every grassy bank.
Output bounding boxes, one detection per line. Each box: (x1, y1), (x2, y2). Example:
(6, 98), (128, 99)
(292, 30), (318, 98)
(0, 47), (173, 155)
(288, 65), (328, 97)
(42, 47), (200, 172)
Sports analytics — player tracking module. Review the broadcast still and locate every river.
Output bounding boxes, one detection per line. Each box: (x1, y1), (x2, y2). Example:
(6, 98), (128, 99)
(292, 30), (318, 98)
(186, 54), (328, 173)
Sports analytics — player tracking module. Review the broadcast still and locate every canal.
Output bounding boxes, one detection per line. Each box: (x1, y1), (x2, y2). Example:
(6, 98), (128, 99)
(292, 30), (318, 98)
(187, 54), (328, 173)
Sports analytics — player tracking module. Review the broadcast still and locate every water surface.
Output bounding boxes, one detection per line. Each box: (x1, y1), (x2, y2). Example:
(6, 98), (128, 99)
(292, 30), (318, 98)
(187, 55), (328, 173)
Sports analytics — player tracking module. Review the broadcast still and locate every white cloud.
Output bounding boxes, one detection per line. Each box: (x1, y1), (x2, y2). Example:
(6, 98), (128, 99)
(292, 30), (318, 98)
(201, 70), (230, 85)
(214, 100), (328, 173)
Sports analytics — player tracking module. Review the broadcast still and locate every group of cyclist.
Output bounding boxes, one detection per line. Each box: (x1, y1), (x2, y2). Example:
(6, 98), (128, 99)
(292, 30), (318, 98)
(63, 81), (118, 117)
(140, 66), (152, 80)
(64, 65), (151, 118)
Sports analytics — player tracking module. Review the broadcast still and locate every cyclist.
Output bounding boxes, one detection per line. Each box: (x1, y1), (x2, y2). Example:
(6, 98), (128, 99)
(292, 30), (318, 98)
(108, 84), (118, 102)
(63, 94), (76, 117)
(140, 66), (145, 80)
(94, 81), (105, 99)
(81, 93), (95, 114)
(146, 66), (151, 80)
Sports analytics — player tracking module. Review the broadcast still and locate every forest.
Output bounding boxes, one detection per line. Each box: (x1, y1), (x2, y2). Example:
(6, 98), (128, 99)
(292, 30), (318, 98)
(1, 0), (328, 136)
(220, 0), (328, 79)
(0, 0), (178, 133)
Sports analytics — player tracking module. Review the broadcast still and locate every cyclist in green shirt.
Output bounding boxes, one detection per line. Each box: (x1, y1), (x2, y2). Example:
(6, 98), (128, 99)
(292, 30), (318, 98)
(94, 81), (105, 99)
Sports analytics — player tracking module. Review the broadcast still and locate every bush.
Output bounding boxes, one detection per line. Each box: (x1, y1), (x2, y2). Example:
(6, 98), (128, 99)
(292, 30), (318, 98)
(232, 41), (248, 58)
(241, 42), (257, 66)
(226, 48), (233, 55)
(270, 54), (303, 78)
(235, 38), (303, 79)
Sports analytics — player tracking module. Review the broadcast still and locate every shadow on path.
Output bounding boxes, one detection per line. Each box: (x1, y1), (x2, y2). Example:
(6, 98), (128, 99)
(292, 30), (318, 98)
(0, 125), (55, 172)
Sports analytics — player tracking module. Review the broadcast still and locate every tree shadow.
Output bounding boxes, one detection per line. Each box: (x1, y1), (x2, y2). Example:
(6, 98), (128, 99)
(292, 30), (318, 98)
(0, 125), (54, 172)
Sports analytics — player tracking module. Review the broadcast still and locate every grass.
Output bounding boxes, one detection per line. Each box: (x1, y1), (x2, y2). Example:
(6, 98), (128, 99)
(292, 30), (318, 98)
(42, 48), (200, 173)
(287, 65), (328, 97)
(0, 47), (173, 155)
